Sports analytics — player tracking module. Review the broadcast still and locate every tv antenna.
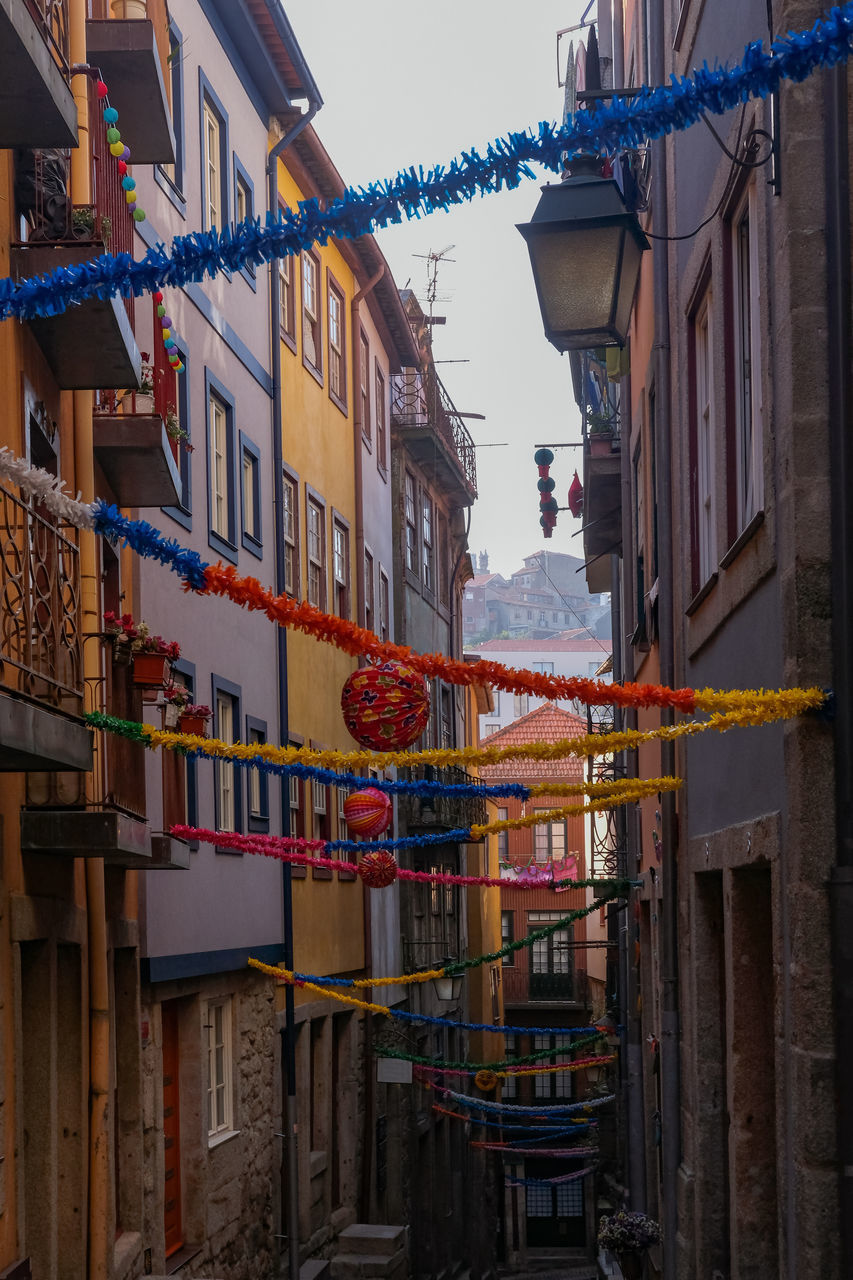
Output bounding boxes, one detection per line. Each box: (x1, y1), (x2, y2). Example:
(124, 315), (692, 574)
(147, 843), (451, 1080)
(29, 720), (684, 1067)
(413, 245), (456, 325)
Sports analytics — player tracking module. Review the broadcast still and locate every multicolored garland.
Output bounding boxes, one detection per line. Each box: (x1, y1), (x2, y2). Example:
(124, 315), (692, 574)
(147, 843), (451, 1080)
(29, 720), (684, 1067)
(435, 1087), (615, 1115)
(96, 79), (146, 225)
(3, 4), (853, 319)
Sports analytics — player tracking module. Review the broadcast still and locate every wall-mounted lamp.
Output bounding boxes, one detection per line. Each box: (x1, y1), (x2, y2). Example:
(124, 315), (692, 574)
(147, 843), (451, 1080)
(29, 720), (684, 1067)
(517, 160), (649, 351)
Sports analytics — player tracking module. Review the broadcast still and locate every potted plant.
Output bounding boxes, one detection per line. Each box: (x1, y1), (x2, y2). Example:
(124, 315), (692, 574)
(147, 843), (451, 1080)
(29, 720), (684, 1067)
(134, 364), (156, 415)
(103, 609), (136, 665)
(163, 683), (210, 735)
(71, 206), (95, 240)
(588, 409), (616, 457)
(103, 611), (179, 686)
(598, 1211), (661, 1279)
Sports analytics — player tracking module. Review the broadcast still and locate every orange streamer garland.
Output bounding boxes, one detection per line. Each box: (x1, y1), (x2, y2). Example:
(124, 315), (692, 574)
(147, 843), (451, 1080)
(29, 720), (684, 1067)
(200, 563), (698, 712)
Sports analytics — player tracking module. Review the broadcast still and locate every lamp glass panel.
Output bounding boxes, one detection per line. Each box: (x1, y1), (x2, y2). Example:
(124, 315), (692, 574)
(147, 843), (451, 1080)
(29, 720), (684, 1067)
(613, 232), (645, 343)
(530, 225), (622, 338)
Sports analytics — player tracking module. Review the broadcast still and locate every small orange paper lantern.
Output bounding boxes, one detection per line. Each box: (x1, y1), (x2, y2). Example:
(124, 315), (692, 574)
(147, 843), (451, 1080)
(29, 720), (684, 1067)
(341, 660), (430, 750)
(474, 1069), (498, 1092)
(343, 787), (393, 838)
(357, 850), (398, 888)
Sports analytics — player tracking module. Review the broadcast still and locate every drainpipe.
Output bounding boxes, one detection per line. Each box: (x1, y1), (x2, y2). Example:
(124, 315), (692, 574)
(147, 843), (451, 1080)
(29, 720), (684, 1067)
(826, 61), (853, 1280)
(69, 1), (110, 1275)
(650, 0), (680, 1267)
(267, 97), (320, 1280)
(349, 263), (384, 1221)
(351, 265), (385, 628)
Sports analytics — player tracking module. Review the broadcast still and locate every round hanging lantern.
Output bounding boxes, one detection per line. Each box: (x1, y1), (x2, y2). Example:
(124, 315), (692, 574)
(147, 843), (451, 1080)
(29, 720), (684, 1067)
(341, 660), (430, 750)
(474, 1069), (498, 1092)
(357, 850), (398, 888)
(343, 787), (393, 838)
(568, 470), (584, 517)
(537, 476), (555, 493)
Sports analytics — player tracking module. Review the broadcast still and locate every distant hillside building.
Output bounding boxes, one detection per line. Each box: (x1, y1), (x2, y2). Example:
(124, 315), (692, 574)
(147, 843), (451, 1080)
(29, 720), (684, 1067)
(462, 548), (609, 644)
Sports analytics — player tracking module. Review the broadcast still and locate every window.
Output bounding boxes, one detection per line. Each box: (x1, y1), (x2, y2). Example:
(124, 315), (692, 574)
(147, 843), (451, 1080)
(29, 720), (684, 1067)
(502, 1036), (517, 1098)
(207, 999), (234, 1138)
(731, 186), (763, 532)
(533, 810), (567, 863)
(364, 549), (374, 633)
(162, 340), (191, 525)
(279, 254), (296, 342)
(483, 722), (500, 736)
(207, 377), (236, 556)
(513, 692), (529, 718)
(533, 1034), (573, 1100)
(378, 569), (390, 643)
(213, 682), (241, 835)
(240, 434), (261, 554)
(533, 661), (555, 675)
(327, 278), (346, 409)
(422, 493), (434, 591)
(437, 513), (450, 607)
(161, 23), (184, 192)
(333, 518), (350, 619)
(302, 251), (321, 374)
(283, 471), (299, 597)
(289, 772), (305, 838)
(312, 778), (330, 844)
(501, 910), (514, 964)
(439, 686), (452, 748)
(233, 158), (255, 283)
(375, 365), (387, 472)
(246, 716), (268, 830)
(201, 87), (227, 231)
(695, 290), (716, 584)
(405, 472), (417, 573)
(359, 334), (371, 442)
(307, 496), (326, 610)
(430, 863), (441, 915)
(497, 807), (509, 860)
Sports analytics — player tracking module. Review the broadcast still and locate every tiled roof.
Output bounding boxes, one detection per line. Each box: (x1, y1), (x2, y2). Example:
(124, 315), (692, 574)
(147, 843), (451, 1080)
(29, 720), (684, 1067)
(479, 703), (588, 782)
(467, 633), (610, 654)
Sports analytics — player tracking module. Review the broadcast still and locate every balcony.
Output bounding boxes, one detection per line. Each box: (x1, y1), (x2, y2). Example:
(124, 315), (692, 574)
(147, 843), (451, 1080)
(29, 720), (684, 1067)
(391, 367), (478, 507)
(398, 764), (486, 835)
(502, 965), (588, 1007)
(0, 0), (77, 148)
(22, 652), (186, 869)
(86, 12), (175, 166)
(93, 389), (181, 508)
(0, 479), (92, 772)
(572, 350), (622, 592)
(11, 84), (142, 389)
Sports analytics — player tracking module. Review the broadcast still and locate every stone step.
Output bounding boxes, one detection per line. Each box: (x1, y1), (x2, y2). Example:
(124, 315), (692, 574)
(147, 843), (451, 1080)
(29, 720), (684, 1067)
(337, 1224), (407, 1256)
(330, 1248), (407, 1280)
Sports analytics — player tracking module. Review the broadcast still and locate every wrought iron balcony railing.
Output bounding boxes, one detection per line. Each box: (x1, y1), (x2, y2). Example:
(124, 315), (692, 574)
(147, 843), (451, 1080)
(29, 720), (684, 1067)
(24, 0), (70, 76)
(391, 367), (477, 498)
(0, 478), (82, 713)
(398, 763), (487, 834)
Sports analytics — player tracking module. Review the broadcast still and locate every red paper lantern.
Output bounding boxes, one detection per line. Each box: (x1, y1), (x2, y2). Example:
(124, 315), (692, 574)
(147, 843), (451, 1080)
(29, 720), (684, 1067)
(568, 470), (584, 517)
(97, 80), (109, 99)
(343, 787), (393, 838)
(341, 660), (430, 750)
(357, 850), (398, 888)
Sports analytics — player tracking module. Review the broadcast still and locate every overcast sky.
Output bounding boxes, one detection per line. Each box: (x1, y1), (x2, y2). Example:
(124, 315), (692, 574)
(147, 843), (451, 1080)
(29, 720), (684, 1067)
(285, 0), (589, 581)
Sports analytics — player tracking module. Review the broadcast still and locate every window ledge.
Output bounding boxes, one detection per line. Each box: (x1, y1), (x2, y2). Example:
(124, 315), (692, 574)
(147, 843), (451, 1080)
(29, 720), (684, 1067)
(330, 390), (348, 417)
(685, 571), (719, 616)
(154, 167), (187, 217)
(303, 356), (324, 388)
(208, 1127), (241, 1150)
(280, 329), (297, 355)
(720, 509), (764, 569)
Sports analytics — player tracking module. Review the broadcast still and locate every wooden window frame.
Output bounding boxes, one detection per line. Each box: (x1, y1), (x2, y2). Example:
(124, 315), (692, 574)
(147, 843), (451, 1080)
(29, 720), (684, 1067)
(282, 466), (300, 598)
(301, 250), (322, 381)
(306, 489), (327, 611)
(327, 270), (347, 414)
(378, 568), (390, 643)
(332, 513), (350, 620)
(375, 363), (388, 476)
(207, 998), (235, 1140)
(245, 714), (269, 832)
(359, 331), (371, 445)
(239, 432), (262, 558)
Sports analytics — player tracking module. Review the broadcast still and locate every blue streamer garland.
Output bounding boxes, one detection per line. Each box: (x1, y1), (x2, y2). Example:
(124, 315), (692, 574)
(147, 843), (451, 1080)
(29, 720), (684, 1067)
(437, 1088), (616, 1116)
(93, 502), (209, 591)
(2, 5), (852, 321)
(455, 1115), (596, 1134)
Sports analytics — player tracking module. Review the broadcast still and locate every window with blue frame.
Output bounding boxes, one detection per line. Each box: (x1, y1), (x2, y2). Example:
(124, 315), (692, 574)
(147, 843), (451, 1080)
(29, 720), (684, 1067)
(162, 341), (191, 527)
(239, 432), (261, 556)
(233, 156), (256, 285)
(206, 372), (237, 561)
(199, 73), (229, 232)
(212, 675), (242, 844)
(246, 715), (269, 832)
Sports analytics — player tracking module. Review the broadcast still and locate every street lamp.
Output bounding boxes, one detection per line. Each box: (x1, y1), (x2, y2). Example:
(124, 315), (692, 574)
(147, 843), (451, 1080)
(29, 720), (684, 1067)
(517, 161), (649, 351)
(432, 959), (464, 1003)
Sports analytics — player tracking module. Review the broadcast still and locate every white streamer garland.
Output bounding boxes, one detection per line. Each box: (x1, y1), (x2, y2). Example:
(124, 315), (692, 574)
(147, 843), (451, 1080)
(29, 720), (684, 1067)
(0, 448), (95, 529)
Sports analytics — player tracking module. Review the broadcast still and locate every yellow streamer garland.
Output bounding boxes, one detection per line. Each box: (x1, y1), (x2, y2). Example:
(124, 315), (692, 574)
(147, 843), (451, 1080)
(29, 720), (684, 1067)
(469, 778), (681, 838)
(251, 960), (445, 990)
(140, 695), (815, 775)
(491, 1054), (616, 1080)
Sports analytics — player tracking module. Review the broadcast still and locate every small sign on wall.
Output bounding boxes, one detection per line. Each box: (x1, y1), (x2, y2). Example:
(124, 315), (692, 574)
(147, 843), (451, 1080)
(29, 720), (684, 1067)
(377, 1057), (413, 1084)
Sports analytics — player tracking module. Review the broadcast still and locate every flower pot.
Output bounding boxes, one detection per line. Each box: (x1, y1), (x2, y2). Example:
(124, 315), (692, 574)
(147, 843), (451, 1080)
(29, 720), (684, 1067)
(589, 433), (614, 458)
(178, 713), (207, 737)
(616, 1251), (645, 1280)
(134, 392), (155, 415)
(133, 652), (169, 687)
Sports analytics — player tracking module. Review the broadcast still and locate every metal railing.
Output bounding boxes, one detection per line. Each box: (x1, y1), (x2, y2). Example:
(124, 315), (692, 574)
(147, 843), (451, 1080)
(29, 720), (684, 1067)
(502, 966), (588, 1005)
(398, 763), (487, 833)
(391, 367), (478, 496)
(586, 707), (628, 881)
(24, 0), (71, 77)
(0, 479), (83, 713)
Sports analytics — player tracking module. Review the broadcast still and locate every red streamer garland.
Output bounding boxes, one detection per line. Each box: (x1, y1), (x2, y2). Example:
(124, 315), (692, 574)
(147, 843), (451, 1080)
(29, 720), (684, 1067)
(199, 564), (697, 712)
